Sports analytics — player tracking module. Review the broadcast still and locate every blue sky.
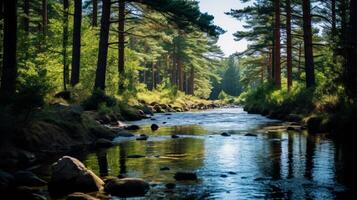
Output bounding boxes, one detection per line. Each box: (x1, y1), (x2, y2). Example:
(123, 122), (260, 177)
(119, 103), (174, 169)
(198, 0), (250, 56)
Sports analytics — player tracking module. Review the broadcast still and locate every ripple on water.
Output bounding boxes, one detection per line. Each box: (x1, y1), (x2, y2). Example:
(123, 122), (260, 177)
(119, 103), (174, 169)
(81, 108), (352, 199)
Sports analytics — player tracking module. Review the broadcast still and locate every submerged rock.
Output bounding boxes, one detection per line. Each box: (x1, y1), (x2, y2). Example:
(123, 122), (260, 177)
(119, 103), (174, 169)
(49, 156), (104, 196)
(124, 125), (140, 130)
(160, 167), (170, 171)
(165, 183), (176, 189)
(66, 192), (99, 200)
(104, 177), (150, 197)
(221, 132), (231, 137)
(244, 133), (258, 137)
(151, 124), (159, 131)
(136, 134), (148, 141)
(174, 172), (197, 181)
(171, 134), (179, 139)
(116, 130), (135, 137)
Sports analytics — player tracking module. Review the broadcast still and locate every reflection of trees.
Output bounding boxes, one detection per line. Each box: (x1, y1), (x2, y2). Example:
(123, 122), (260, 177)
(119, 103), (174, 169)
(287, 133), (293, 179)
(96, 150), (108, 176)
(304, 135), (316, 180)
(119, 143), (127, 175)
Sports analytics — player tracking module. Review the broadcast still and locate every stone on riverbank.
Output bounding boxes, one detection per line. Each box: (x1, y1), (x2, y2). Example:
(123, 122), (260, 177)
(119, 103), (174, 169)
(49, 156), (104, 196)
(104, 177), (150, 197)
(151, 124), (159, 131)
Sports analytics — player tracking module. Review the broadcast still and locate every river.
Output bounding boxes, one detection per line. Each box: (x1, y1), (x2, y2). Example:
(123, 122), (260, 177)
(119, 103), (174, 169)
(81, 107), (355, 199)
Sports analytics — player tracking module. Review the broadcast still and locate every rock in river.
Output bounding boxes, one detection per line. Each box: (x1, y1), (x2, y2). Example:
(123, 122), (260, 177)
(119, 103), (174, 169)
(104, 177), (150, 197)
(49, 156), (104, 196)
(124, 125), (140, 130)
(151, 124), (159, 131)
(244, 133), (258, 137)
(174, 172), (197, 181)
(221, 132), (231, 137)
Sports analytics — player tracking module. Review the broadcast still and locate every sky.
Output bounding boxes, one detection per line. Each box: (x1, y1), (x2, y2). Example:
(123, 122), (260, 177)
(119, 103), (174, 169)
(198, 0), (250, 57)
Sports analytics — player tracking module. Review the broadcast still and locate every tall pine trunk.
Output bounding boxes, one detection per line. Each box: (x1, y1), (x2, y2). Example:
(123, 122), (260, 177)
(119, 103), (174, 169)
(94, 0), (111, 90)
(118, 0), (125, 93)
(42, 0), (47, 35)
(71, 0), (82, 86)
(177, 58), (184, 91)
(188, 66), (194, 95)
(286, 0), (292, 90)
(152, 62), (156, 89)
(345, 0), (357, 98)
(92, 0), (97, 26)
(62, 0), (69, 91)
(273, 0), (281, 89)
(302, 0), (315, 88)
(0, 0), (17, 98)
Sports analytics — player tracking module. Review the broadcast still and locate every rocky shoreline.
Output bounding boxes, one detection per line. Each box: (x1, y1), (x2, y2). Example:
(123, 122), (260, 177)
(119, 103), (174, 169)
(0, 101), (228, 199)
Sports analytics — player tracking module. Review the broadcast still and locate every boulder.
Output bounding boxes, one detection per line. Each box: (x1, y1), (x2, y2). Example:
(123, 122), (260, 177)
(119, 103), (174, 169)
(104, 177), (150, 197)
(221, 132), (231, 137)
(49, 156), (104, 196)
(66, 192), (99, 200)
(13, 171), (47, 187)
(151, 124), (159, 131)
(95, 139), (113, 148)
(174, 172), (197, 181)
(160, 167), (170, 171)
(153, 105), (165, 113)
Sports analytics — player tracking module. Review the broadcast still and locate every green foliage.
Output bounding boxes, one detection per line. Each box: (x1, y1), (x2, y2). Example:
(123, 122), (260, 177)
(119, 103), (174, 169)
(81, 89), (117, 110)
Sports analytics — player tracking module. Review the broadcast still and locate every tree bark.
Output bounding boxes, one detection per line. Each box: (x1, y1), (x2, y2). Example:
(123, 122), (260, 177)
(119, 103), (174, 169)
(71, 0), (82, 86)
(302, 0), (315, 88)
(62, 0), (69, 91)
(286, 0), (292, 91)
(0, 0), (17, 98)
(152, 62), (156, 89)
(94, 0), (111, 91)
(188, 66), (194, 95)
(273, 0), (281, 89)
(177, 58), (184, 91)
(42, 0), (48, 35)
(23, 0), (29, 34)
(118, 0), (125, 93)
(92, 0), (97, 27)
(345, 0), (357, 98)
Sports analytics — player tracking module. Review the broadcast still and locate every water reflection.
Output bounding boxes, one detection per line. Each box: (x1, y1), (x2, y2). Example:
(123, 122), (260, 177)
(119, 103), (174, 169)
(81, 108), (353, 199)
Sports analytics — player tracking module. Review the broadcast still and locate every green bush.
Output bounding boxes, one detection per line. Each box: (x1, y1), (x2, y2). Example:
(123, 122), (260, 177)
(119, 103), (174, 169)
(81, 89), (117, 110)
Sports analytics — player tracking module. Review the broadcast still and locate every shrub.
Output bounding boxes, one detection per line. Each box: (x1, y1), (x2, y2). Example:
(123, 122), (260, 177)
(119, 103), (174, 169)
(81, 89), (117, 110)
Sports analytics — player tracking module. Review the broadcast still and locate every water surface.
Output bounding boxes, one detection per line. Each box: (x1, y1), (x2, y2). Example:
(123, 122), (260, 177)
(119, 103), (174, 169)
(83, 108), (355, 199)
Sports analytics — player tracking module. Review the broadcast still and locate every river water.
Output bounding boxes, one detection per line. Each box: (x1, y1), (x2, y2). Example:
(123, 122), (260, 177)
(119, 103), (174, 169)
(81, 108), (355, 199)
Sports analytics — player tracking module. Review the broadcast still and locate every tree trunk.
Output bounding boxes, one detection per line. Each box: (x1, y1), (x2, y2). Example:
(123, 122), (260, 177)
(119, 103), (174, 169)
(286, 0), (292, 91)
(188, 66), (194, 95)
(302, 0), (315, 88)
(62, 0), (69, 91)
(94, 0), (111, 91)
(92, 0), (97, 26)
(23, 0), (29, 34)
(0, 0), (17, 98)
(118, 0), (125, 93)
(71, 0), (82, 86)
(331, 0), (337, 63)
(273, 0), (281, 89)
(152, 62), (156, 89)
(177, 58), (184, 91)
(42, 0), (47, 35)
(345, 0), (357, 98)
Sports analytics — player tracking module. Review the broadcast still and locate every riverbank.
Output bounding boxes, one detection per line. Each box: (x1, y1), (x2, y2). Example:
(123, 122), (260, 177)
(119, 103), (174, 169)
(240, 84), (357, 138)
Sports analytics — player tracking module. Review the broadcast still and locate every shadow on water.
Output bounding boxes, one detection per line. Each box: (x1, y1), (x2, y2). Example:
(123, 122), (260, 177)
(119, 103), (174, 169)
(80, 108), (355, 199)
